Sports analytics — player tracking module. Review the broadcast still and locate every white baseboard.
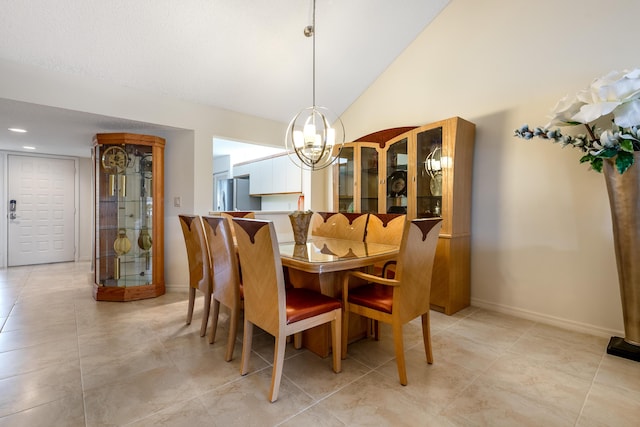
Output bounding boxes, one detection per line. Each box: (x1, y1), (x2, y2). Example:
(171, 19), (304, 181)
(165, 283), (189, 294)
(471, 297), (623, 339)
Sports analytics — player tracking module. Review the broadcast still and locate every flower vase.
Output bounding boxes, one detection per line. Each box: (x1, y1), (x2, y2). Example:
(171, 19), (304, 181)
(289, 210), (312, 245)
(603, 153), (640, 362)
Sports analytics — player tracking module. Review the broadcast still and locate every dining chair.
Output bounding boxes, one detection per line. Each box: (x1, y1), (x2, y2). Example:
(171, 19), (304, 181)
(341, 217), (443, 385)
(220, 211), (255, 240)
(362, 212), (407, 339)
(364, 213), (406, 275)
(310, 212), (369, 241)
(178, 214), (212, 337)
(232, 218), (342, 402)
(202, 216), (242, 361)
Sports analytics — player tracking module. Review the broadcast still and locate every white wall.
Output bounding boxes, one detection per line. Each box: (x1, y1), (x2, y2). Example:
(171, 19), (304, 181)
(77, 157), (92, 261)
(342, 0), (638, 336)
(0, 58), (286, 290)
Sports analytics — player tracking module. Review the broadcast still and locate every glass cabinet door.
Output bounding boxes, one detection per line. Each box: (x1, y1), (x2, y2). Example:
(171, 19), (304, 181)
(360, 145), (379, 213)
(95, 144), (154, 288)
(385, 137), (408, 214)
(416, 126), (443, 218)
(336, 146), (355, 212)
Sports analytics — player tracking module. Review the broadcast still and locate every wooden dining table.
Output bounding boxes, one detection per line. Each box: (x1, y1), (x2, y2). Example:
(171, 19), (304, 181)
(278, 236), (399, 357)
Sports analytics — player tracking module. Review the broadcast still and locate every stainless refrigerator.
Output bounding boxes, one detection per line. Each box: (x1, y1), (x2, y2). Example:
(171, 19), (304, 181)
(216, 177), (261, 211)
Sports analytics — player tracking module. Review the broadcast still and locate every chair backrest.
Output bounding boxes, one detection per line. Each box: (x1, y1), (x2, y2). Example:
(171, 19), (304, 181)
(178, 215), (211, 293)
(393, 218), (442, 323)
(310, 212), (369, 241)
(201, 216), (241, 307)
(220, 211), (255, 240)
(219, 211), (256, 220)
(364, 213), (406, 246)
(232, 218), (285, 336)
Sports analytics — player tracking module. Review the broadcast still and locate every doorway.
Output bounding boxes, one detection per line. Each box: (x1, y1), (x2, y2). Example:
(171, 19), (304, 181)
(6, 154), (77, 266)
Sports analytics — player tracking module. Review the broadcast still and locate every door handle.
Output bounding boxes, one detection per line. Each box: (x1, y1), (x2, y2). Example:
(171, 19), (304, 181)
(9, 199), (16, 220)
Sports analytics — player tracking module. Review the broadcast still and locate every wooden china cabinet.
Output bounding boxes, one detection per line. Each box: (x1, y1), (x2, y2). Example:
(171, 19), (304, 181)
(334, 117), (475, 314)
(92, 133), (165, 301)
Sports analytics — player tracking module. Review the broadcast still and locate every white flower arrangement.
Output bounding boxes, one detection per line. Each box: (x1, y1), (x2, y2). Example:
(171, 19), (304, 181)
(515, 69), (640, 174)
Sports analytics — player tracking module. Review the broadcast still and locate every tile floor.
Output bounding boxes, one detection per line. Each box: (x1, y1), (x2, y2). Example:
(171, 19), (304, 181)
(1, 262), (639, 426)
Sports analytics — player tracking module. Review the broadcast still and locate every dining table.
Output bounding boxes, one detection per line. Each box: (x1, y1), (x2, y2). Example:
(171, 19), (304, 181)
(278, 236), (399, 357)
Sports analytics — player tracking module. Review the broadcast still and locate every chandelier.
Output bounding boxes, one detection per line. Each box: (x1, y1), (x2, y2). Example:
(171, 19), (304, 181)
(285, 0), (345, 170)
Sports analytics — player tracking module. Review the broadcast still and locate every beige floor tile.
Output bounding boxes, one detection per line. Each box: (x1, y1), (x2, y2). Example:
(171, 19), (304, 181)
(0, 304), (13, 319)
(594, 353), (640, 394)
(0, 361), (82, 418)
(80, 340), (175, 391)
(528, 322), (610, 348)
(0, 321), (78, 353)
(199, 368), (315, 426)
(576, 382), (640, 427)
(441, 350), (595, 426)
(466, 309), (536, 331)
(126, 397), (213, 427)
(282, 350), (370, 400)
(168, 339), (269, 393)
(0, 394), (85, 427)
(77, 322), (160, 359)
(0, 337), (79, 380)
(278, 403), (346, 426)
(430, 332), (502, 372)
(440, 379), (579, 427)
(318, 371), (442, 426)
(375, 348), (479, 416)
(83, 366), (199, 427)
(507, 332), (603, 381)
(446, 316), (529, 352)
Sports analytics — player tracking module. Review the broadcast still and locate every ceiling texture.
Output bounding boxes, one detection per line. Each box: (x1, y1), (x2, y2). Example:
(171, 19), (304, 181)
(0, 0), (449, 157)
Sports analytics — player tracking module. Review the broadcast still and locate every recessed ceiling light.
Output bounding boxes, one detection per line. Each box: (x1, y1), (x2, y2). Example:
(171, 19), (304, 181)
(22, 146), (36, 150)
(8, 128), (27, 133)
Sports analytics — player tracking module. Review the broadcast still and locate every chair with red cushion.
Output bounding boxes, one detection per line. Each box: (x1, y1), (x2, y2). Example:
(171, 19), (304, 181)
(341, 217), (442, 385)
(364, 212), (406, 276)
(233, 217), (342, 402)
(310, 212), (369, 242)
(178, 215), (212, 337)
(202, 215), (243, 361)
(220, 211), (255, 241)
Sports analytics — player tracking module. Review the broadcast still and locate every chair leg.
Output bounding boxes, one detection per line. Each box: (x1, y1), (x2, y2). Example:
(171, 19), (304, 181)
(392, 321), (407, 386)
(225, 306), (238, 362)
(341, 304), (349, 359)
(240, 320), (253, 376)
(186, 287), (196, 325)
(200, 293), (212, 337)
(269, 334), (287, 403)
(331, 310), (342, 373)
(293, 332), (302, 349)
(421, 312), (433, 364)
(208, 299), (221, 344)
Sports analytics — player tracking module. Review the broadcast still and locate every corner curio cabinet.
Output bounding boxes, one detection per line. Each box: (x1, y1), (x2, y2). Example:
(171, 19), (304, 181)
(334, 117), (475, 314)
(93, 133), (165, 301)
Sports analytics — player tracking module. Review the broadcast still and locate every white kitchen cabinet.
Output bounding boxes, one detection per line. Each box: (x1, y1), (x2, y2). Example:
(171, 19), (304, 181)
(236, 154), (302, 195)
(272, 155), (302, 193)
(232, 163), (251, 178)
(249, 158), (273, 195)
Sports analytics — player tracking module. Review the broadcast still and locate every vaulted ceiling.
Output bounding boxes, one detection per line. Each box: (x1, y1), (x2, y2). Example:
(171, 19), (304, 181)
(0, 0), (449, 157)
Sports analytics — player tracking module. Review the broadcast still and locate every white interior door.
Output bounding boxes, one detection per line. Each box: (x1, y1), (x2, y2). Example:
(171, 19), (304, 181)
(7, 155), (75, 266)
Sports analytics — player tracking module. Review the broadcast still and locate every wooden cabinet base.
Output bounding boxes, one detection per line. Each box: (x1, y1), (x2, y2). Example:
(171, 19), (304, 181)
(93, 283), (165, 302)
(430, 235), (470, 315)
(302, 314), (368, 358)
